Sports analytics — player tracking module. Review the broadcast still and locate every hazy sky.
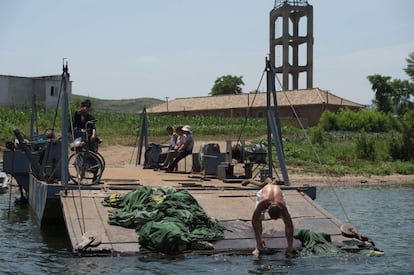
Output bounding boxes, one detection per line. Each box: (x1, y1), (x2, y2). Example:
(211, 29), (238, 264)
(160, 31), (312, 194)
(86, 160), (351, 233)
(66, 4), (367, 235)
(1, 0), (413, 105)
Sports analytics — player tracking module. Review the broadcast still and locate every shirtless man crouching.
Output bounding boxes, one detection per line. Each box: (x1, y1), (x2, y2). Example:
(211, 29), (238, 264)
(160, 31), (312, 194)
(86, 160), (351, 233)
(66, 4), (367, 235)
(252, 183), (294, 256)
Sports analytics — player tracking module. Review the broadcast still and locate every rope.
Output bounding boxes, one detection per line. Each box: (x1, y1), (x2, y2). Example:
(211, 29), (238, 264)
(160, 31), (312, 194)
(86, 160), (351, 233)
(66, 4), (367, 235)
(236, 68), (266, 143)
(77, 170), (87, 234)
(69, 174), (86, 235)
(63, 79), (86, 235)
(273, 74), (352, 224)
(51, 71), (65, 132)
(7, 149), (15, 220)
(8, 175), (13, 220)
(235, 66), (286, 182)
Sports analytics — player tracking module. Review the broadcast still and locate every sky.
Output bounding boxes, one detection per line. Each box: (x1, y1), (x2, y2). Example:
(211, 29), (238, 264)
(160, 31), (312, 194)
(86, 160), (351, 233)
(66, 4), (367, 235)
(1, 0), (413, 105)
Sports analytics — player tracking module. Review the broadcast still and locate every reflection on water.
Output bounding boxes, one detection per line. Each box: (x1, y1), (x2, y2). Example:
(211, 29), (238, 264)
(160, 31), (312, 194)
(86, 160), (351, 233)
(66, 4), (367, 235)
(0, 184), (413, 274)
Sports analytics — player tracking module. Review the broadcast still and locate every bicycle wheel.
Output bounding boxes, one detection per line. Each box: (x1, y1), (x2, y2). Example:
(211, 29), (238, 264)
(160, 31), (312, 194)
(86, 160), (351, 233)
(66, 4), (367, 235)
(94, 151), (106, 173)
(68, 151), (104, 185)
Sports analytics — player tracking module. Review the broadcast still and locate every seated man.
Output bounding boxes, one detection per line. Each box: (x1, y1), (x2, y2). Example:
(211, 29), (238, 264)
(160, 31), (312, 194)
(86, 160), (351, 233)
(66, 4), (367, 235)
(166, 126), (178, 150)
(160, 126), (183, 169)
(252, 182), (294, 257)
(158, 126), (180, 166)
(166, 125), (194, 172)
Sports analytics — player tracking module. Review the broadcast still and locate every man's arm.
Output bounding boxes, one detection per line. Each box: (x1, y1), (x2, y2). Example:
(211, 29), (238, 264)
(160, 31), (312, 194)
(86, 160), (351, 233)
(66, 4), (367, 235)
(177, 135), (188, 151)
(90, 128), (96, 141)
(178, 139), (190, 151)
(281, 206), (294, 252)
(252, 200), (270, 256)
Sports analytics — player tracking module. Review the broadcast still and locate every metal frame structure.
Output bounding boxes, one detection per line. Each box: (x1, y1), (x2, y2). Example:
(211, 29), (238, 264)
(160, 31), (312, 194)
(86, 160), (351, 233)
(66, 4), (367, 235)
(265, 58), (290, 185)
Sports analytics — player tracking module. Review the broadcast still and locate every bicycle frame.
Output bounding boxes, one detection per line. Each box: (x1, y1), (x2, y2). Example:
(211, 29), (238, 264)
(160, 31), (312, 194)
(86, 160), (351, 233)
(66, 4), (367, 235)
(68, 120), (105, 185)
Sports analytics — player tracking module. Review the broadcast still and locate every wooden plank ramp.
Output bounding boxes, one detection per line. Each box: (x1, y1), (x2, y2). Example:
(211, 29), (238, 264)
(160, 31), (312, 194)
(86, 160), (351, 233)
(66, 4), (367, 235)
(60, 175), (350, 256)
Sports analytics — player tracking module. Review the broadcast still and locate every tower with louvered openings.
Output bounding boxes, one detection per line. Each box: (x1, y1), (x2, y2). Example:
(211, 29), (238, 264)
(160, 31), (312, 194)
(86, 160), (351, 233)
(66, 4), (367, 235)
(270, 0), (314, 90)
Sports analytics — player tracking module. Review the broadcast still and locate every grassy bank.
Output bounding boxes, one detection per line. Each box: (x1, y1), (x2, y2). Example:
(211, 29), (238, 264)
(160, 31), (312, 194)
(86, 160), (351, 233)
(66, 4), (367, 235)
(1, 107), (413, 176)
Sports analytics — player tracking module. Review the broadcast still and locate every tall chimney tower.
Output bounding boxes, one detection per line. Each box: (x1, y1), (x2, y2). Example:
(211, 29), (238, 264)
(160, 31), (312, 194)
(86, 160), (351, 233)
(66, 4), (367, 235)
(270, 0), (313, 90)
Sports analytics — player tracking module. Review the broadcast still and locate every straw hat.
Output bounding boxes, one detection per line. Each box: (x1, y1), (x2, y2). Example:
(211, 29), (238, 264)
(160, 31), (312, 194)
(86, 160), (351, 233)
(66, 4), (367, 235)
(182, 125), (192, 134)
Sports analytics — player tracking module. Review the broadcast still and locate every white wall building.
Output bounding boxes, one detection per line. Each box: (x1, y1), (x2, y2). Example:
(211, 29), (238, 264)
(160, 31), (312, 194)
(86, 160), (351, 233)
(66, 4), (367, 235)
(0, 74), (72, 109)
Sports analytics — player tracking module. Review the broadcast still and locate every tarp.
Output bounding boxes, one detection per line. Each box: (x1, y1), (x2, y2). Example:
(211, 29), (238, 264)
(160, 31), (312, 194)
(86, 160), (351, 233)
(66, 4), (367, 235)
(102, 186), (224, 255)
(294, 229), (384, 257)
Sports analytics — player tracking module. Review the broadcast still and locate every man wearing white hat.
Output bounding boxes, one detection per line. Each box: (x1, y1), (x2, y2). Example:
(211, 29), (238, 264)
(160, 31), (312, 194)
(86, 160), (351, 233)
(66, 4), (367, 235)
(166, 125), (194, 172)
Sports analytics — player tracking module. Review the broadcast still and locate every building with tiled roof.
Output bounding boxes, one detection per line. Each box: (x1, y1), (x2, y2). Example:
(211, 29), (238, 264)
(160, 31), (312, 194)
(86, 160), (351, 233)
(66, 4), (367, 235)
(147, 88), (365, 127)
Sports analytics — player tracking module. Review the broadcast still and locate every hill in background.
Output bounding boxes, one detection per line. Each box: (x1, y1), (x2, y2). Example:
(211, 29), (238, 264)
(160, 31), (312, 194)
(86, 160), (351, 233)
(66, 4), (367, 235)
(71, 94), (163, 113)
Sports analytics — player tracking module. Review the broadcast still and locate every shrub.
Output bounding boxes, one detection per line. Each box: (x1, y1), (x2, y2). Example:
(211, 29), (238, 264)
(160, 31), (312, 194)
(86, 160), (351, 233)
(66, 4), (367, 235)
(355, 133), (376, 161)
(389, 110), (414, 161)
(318, 108), (398, 132)
(309, 126), (327, 145)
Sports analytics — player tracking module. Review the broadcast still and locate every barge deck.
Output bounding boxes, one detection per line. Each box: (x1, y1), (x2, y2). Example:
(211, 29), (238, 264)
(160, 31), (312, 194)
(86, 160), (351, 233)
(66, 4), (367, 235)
(60, 167), (349, 256)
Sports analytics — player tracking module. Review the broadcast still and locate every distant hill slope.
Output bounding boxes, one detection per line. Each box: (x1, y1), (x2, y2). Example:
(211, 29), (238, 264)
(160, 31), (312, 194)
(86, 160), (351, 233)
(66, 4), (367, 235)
(71, 94), (163, 113)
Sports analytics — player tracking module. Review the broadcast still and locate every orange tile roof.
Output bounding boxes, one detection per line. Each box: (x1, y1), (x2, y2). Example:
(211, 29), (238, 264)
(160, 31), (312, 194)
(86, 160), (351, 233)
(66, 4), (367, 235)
(147, 88), (364, 113)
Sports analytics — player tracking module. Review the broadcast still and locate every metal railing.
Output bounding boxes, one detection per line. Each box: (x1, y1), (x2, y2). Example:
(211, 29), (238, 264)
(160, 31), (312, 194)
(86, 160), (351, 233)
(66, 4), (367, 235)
(274, 0), (309, 8)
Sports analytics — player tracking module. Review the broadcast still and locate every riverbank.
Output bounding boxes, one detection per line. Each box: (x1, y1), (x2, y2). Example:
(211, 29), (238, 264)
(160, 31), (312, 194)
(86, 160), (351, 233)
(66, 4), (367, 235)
(98, 144), (414, 187)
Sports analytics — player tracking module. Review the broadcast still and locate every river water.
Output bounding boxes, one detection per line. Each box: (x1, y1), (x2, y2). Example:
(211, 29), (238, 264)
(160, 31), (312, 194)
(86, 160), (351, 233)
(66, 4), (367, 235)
(1, 184), (413, 274)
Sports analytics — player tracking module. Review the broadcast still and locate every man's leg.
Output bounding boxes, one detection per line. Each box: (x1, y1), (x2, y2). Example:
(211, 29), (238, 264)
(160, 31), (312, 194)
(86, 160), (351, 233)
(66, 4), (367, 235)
(161, 151), (177, 167)
(167, 151), (190, 172)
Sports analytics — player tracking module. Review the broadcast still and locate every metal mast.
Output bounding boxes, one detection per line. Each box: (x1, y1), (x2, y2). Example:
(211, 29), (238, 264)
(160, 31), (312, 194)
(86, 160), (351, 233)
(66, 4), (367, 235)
(61, 62), (70, 187)
(265, 57), (289, 185)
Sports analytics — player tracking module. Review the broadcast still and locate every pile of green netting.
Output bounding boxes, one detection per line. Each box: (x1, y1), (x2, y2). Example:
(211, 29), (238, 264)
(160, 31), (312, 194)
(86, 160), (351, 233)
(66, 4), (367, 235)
(294, 229), (384, 257)
(102, 186), (224, 255)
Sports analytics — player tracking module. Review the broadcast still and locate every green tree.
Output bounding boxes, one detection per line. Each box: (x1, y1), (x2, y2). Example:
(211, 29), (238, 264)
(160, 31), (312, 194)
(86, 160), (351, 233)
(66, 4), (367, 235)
(367, 74), (393, 113)
(210, 75), (244, 96)
(404, 52), (414, 82)
(389, 79), (414, 115)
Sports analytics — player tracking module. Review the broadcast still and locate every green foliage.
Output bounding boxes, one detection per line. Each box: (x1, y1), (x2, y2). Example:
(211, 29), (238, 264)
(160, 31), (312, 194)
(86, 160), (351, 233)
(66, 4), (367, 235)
(309, 126), (330, 146)
(389, 79), (414, 115)
(388, 110), (414, 161)
(367, 74), (393, 113)
(210, 75), (244, 96)
(318, 110), (338, 131)
(0, 107), (59, 142)
(147, 114), (267, 141)
(355, 133), (376, 161)
(392, 161), (414, 175)
(367, 66), (414, 115)
(404, 52), (414, 82)
(319, 109), (397, 132)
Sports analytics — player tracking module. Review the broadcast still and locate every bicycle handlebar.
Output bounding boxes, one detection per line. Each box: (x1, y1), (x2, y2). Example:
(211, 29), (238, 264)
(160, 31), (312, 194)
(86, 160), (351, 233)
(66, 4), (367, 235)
(85, 119), (97, 129)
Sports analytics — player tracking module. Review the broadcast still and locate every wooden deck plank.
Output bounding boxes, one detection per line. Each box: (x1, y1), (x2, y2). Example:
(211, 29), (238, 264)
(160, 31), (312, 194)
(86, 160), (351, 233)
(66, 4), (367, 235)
(192, 193), (255, 221)
(93, 196), (141, 253)
(62, 191), (108, 250)
(61, 189), (141, 254)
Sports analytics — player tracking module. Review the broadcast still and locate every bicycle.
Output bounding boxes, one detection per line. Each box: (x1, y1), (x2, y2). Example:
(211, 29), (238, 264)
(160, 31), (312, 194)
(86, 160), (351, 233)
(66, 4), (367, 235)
(68, 120), (105, 185)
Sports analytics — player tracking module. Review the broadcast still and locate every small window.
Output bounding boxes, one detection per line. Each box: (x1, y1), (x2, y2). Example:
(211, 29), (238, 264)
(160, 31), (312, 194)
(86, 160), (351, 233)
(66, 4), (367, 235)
(50, 86), (55, 96)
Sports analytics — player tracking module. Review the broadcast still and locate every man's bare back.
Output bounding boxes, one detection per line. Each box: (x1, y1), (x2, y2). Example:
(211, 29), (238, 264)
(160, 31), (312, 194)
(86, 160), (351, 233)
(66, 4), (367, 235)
(252, 183), (294, 256)
(260, 183), (285, 205)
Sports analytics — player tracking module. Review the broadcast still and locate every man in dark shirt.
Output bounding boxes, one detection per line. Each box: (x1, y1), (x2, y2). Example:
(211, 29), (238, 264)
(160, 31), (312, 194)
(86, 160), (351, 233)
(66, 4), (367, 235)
(71, 99), (98, 152)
